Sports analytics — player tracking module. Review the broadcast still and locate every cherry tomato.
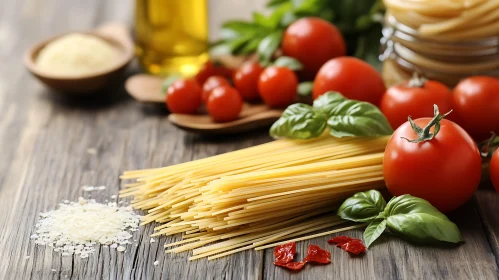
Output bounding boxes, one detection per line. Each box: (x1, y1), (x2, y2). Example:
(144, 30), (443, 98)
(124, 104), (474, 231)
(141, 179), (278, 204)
(233, 61), (264, 102)
(383, 116), (482, 213)
(491, 149), (499, 192)
(282, 17), (346, 79)
(195, 60), (233, 85)
(207, 86), (243, 122)
(452, 76), (499, 140)
(202, 76), (230, 103)
(380, 79), (453, 129)
(166, 79), (202, 114)
(313, 57), (386, 106)
(258, 66), (298, 108)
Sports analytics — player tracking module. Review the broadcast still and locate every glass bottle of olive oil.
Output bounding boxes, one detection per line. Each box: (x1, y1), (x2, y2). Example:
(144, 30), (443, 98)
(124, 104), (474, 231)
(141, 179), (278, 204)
(135, 0), (209, 76)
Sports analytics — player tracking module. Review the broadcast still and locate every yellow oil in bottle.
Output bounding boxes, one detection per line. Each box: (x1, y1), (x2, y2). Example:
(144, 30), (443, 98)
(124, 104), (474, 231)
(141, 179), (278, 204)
(135, 0), (209, 76)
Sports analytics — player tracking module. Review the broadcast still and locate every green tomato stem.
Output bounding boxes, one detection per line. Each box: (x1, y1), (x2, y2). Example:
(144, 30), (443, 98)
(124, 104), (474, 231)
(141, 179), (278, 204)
(401, 105), (452, 143)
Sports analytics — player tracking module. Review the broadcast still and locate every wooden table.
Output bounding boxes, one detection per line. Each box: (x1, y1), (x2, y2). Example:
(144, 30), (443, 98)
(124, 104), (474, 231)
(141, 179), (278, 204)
(1, 0), (498, 279)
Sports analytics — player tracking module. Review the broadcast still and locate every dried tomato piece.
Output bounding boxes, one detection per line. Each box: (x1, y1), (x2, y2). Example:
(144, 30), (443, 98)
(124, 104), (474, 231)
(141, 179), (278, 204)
(304, 245), (331, 264)
(341, 240), (366, 255)
(279, 261), (307, 271)
(328, 236), (362, 247)
(273, 242), (296, 265)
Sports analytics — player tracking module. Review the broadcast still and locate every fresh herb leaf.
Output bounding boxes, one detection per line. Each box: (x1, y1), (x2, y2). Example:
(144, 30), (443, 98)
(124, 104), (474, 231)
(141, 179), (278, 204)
(364, 219), (386, 248)
(312, 92), (346, 115)
(161, 75), (182, 95)
(257, 30), (284, 64)
(270, 92), (392, 139)
(273, 56), (303, 71)
(326, 99), (393, 138)
(270, 104), (327, 139)
(297, 81), (313, 96)
(383, 195), (463, 244)
(337, 190), (386, 223)
(338, 191), (463, 247)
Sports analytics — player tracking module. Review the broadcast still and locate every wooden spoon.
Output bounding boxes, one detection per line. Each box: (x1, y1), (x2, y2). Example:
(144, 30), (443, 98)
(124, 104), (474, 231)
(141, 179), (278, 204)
(125, 74), (283, 134)
(24, 22), (134, 94)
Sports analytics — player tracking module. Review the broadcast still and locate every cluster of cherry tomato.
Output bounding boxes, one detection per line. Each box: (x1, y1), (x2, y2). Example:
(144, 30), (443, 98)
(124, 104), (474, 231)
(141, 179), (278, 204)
(165, 59), (302, 122)
(380, 75), (499, 141)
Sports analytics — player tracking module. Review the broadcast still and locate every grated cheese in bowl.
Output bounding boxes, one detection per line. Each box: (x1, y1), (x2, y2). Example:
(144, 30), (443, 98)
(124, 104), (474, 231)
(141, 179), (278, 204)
(30, 197), (141, 258)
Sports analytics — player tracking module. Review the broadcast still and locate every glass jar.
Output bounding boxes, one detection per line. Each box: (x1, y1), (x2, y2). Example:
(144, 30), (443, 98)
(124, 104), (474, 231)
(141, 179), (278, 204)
(134, 0), (209, 76)
(381, 14), (499, 87)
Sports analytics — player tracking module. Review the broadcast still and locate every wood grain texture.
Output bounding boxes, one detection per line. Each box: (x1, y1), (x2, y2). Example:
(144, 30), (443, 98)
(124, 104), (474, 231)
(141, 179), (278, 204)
(0, 0), (498, 279)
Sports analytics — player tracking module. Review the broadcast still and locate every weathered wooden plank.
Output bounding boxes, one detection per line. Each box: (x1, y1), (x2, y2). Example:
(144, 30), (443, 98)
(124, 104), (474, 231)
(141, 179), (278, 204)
(263, 199), (498, 280)
(475, 184), (499, 268)
(1, 0), (498, 279)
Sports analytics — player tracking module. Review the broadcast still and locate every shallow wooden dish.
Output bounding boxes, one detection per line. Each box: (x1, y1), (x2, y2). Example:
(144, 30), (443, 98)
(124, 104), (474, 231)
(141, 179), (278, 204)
(125, 74), (283, 134)
(24, 23), (134, 94)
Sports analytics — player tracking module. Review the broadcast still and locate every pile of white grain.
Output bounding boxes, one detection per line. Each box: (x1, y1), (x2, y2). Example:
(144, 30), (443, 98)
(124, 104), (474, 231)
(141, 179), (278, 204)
(30, 197), (141, 258)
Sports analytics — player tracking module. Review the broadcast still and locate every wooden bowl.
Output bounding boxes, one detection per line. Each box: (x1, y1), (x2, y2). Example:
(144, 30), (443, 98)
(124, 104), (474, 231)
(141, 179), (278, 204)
(23, 23), (134, 94)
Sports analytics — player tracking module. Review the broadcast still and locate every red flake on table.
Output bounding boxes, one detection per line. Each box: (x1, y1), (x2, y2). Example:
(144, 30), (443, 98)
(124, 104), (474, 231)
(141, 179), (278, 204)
(273, 242), (296, 265)
(328, 236), (362, 247)
(279, 261), (307, 271)
(341, 240), (367, 255)
(303, 245), (331, 264)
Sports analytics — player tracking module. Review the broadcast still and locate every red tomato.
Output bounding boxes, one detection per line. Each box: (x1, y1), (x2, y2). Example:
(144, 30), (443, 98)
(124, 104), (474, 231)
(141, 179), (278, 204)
(383, 117), (482, 213)
(233, 61), (264, 102)
(380, 80), (453, 129)
(207, 86), (243, 122)
(452, 76), (499, 140)
(195, 60), (233, 85)
(491, 149), (499, 192)
(202, 76), (230, 103)
(313, 57), (386, 106)
(282, 17), (346, 79)
(166, 79), (202, 114)
(258, 66), (298, 108)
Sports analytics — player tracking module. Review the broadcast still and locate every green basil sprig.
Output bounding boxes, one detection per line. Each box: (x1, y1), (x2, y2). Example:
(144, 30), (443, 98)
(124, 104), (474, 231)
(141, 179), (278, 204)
(270, 92), (393, 139)
(337, 190), (463, 248)
(270, 104), (326, 139)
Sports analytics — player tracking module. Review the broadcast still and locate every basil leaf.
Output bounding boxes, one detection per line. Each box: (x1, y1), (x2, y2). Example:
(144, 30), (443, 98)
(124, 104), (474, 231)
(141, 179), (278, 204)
(257, 30), (283, 64)
(270, 104), (326, 139)
(312, 92), (347, 115)
(386, 214), (463, 244)
(297, 81), (313, 97)
(384, 194), (463, 244)
(364, 219), (386, 248)
(239, 37), (263, 55)
(383, 195), (447, 220)
(326, 100), (393, 138)
(337, 190), (386, 222)
(221, 21), (262, 36)
(161, 74), (181, 95)
(273, 56), (303, 71)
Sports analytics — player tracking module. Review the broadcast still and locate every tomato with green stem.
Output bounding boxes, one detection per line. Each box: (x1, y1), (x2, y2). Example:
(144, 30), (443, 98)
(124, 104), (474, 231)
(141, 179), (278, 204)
(233, 61), (264, 102)
(202, 76), (230, 103)
(383, 105), (482, 213)
(207, 85), (243, 122)
(258, 66), (298, 108)
(483, 133), (499, 192)
(380, 74), (453, 129)
(313, 57), (386, 106)
(166, 79), (202, 114)
(452, 76), (499, 141)
(282, 17), (346, 79)
(491, 148), (499, 192)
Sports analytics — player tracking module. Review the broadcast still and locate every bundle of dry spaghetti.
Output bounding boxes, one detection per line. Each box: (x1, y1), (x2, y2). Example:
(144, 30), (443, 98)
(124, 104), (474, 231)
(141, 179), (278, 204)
(120, 136), (389, 260)
(384, 0), (499, 39)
